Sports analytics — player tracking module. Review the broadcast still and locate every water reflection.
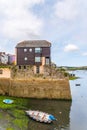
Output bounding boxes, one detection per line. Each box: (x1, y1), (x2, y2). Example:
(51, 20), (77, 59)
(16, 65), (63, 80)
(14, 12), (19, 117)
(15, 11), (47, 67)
(27, 99), (72, 130)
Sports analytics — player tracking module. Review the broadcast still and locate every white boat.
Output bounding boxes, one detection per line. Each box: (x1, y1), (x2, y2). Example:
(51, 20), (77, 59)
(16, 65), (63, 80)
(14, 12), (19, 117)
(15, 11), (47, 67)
(25, 110), (56, 123)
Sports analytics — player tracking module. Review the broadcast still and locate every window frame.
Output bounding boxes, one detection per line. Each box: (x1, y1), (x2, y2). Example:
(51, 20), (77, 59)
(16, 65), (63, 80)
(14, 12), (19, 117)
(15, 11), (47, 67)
(35, 57), (41, 62)
(24, 48), (27, 52)
(29, 48), (32, 52)
(35, 48), (42, 53)
(24, 57), (28, 61)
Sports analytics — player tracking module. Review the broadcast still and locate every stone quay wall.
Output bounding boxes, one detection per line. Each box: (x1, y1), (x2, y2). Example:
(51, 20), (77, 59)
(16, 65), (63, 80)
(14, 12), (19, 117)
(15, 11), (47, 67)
(0, 78), (72, 100)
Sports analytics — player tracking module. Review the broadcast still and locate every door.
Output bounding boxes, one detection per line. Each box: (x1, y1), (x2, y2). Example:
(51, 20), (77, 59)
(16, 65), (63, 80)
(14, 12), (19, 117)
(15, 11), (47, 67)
(36, 66), (40, 73)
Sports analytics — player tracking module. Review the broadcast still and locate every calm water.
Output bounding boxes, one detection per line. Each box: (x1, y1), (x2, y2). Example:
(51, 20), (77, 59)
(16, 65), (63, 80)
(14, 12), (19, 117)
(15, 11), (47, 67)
(70, 70), (87, 130)
(0, 70), (87, 130)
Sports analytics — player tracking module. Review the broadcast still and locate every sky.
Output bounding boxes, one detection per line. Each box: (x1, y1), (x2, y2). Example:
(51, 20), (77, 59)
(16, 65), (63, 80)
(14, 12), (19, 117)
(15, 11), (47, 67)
(0, 0), (87, 67)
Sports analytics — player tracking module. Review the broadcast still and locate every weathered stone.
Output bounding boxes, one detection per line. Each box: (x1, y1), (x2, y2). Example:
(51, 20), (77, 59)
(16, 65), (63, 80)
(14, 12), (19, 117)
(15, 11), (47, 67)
(0, 78), (72, 100)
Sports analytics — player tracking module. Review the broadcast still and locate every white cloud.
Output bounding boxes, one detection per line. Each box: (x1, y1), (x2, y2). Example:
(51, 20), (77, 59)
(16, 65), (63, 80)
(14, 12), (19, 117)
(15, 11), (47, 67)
(54, 0), (77, 20)
(64, 44), (79, 52)
(0, 0), (44, 40)
(54, 0), (84, 20)
(82, 52), (87, 56)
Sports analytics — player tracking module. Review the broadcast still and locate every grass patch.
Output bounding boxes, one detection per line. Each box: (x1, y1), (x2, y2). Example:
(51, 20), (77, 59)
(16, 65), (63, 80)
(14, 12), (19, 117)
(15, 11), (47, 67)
(7, 109), (26, 119)
(13, 118), (28, 130)
(69, 76), (79, 80)
(0, 95), (29, 130)
(0, 95), (28, 109)
(6, 128), (14, 130)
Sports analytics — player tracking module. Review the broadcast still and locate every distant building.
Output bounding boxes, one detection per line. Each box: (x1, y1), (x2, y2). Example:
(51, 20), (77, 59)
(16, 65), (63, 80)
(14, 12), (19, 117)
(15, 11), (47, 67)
(0, 52), (8, 64)
(0, 68), (11, 78)
(8, 54), (16, 65)
(15, 40), (51, 74)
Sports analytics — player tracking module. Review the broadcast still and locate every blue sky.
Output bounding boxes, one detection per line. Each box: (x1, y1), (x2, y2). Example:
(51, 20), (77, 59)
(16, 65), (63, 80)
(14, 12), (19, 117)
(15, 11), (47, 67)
(0, 0), (87, 66)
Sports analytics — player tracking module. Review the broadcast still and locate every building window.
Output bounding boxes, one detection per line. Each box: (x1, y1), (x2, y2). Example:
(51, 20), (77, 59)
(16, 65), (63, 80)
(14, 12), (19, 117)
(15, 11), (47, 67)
(24, 48), (27, 52)
(35, 57), (41, 62)
(29, 48), (32, 52)
(35, 48), (41, 53)
(46, 57), (50, 65)
(0, 69), (3, 74)
(24, 57), (28, 61)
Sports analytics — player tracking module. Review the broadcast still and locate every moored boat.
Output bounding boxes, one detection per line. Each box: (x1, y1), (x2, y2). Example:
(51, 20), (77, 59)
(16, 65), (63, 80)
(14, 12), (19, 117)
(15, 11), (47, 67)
(25, 110), (56, 123)
(76, 84), (80, 86)
(3, 99), (14, 104)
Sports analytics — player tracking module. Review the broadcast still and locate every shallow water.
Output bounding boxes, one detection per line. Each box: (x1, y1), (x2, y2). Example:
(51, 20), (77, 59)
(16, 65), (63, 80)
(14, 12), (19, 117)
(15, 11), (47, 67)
(0, 70), (87, 130)
(70, 70), (87, 130)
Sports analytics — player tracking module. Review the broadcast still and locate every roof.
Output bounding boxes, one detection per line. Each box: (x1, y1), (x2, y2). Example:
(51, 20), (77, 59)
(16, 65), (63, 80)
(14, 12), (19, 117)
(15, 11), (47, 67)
(16, 40), (51, 48)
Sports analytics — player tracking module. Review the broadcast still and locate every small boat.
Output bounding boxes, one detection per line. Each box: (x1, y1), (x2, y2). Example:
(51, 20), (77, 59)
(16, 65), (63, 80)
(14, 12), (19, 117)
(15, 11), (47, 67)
(3, 99), (14, 104)
(76, 84), (80, 86)
(25, 110), (56, 123)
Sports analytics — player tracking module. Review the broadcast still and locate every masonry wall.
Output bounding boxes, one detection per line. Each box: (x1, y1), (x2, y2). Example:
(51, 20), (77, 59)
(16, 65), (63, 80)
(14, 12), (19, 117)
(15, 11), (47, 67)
(0, 78), (72, 100)
(11, 65), (65, 79)
(0, 66), (72, 100)
(0, 68), (11, 78)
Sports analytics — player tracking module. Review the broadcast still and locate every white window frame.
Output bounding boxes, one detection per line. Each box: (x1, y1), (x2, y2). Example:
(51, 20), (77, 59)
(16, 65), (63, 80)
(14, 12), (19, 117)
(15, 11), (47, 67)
(24, 48), (27, 52)
(35, 48), (41, 53)
(24, 57), (28, 61)
(35, 57), (41, 62)
(29, 48), (32, 52)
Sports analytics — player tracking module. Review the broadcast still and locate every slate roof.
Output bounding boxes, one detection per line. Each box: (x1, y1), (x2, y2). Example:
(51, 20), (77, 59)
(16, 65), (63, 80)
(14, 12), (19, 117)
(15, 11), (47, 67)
(16, 40), (51, 48)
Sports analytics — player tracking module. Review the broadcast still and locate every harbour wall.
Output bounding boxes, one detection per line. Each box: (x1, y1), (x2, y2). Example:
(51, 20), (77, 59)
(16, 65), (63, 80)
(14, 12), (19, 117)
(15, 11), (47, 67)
(0, 78), (72, 100)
